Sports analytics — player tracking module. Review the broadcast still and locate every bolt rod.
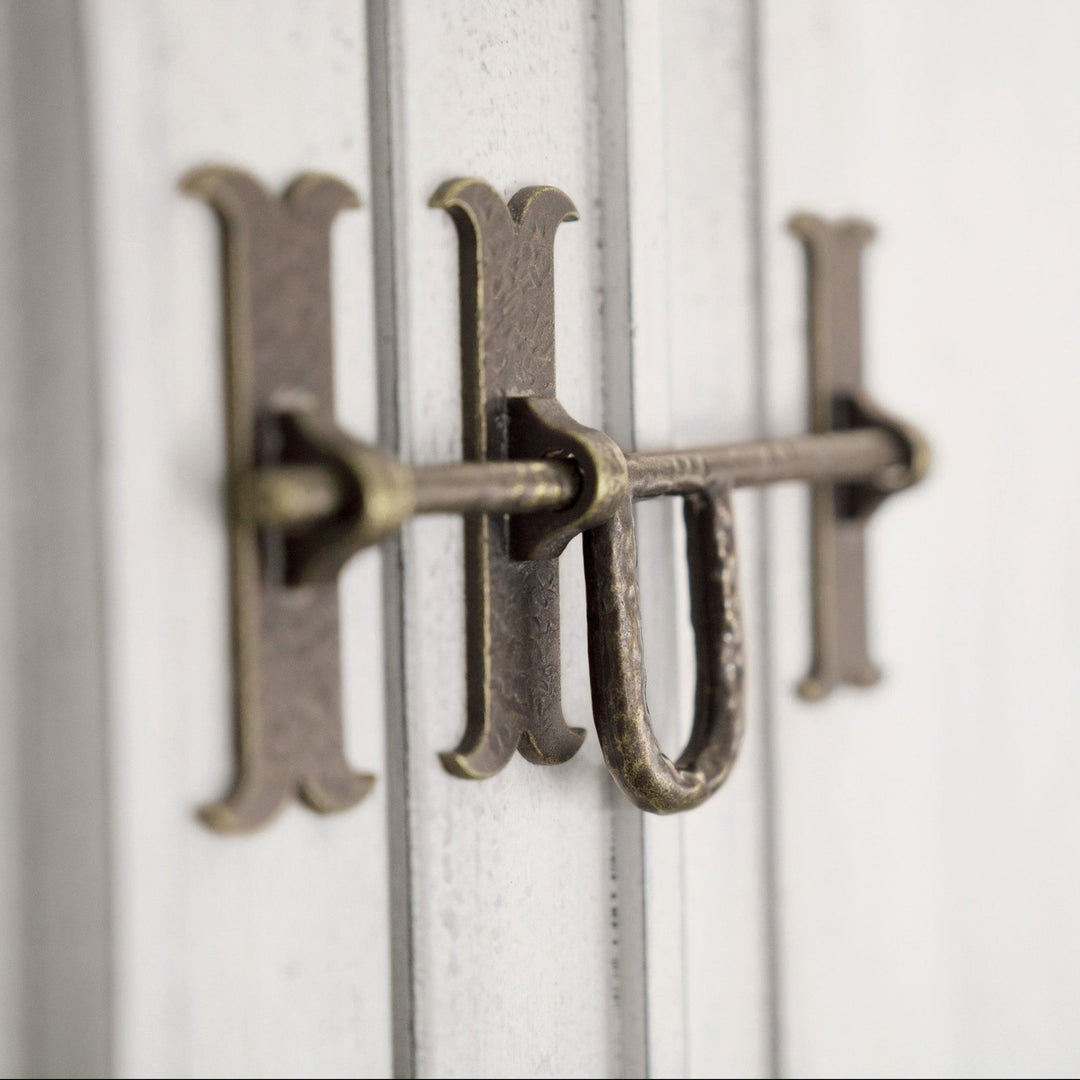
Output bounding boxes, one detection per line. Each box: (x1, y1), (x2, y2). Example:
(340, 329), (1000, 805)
(250, 427), (903, 530)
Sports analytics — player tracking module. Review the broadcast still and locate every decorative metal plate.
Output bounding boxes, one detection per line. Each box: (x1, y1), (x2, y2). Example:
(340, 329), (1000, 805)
(185, 167), (375, 832)
(790, 214), (929, 700)
(431, 179), (588, 778)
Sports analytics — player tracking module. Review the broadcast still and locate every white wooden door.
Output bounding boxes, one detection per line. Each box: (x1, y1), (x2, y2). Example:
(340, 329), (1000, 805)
(0, 2), (1078, 1078)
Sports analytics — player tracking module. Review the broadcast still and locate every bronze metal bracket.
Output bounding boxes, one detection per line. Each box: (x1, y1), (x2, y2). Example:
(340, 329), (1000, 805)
(429, 180), (625, 779)
(789, 215), (930, 699)
(184, 167), (381, 833)
(188, 170), (928, 831)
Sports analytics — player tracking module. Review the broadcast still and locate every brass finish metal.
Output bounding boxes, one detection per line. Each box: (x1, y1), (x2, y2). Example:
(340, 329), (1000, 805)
(424, 179), (752, 809)
(252, 458), (581, 522)
(413, 459), (580, 516)
(250, 425), (906, 532)
(626, 427), (904, 497)
(184, 167), (376, 832)
(240, 465), (346, 529)
(192, 164), (928, 826)
(584, 484), (742, 813)
(506, 396), (626, 562)
(267, 408), (415, 587)
(789, 215), (930, 700)
(430, 178), (595, 779)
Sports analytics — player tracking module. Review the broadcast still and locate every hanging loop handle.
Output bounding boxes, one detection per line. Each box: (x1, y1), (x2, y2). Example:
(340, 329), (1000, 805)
(583, 482), (744, 814)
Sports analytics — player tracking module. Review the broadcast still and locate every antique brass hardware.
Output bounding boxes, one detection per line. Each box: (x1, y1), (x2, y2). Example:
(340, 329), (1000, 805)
(184, 167), (378, 833)
(188, 168), (928, 831)
(789, 215), (931, 699)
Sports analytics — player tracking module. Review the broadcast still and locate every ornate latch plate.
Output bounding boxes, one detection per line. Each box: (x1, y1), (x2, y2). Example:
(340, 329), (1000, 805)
(187, 170), (928, 832)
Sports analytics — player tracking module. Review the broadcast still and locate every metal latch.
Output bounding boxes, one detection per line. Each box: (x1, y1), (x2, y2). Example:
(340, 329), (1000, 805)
(186, 169), (928, 833)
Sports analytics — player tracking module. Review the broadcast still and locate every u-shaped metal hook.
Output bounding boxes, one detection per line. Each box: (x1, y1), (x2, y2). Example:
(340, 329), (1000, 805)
(583, 483), (744, 814)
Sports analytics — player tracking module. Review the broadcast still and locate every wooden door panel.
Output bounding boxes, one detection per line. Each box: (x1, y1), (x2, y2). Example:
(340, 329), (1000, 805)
(3, 2), (1076, 1078)
(614, 2), (773, 1076)
(382, 3), (635, 1074)
(14, 2), (395, 1076)
(762, 2), (1080, 1075)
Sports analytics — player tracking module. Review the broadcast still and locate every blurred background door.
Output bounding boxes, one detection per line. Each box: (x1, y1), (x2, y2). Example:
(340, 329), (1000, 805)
(0, 2), (1078, 1077)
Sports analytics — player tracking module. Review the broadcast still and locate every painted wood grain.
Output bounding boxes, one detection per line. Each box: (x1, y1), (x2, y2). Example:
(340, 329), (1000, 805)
(761, 1), (1080, 1075)
(0, 3), (110, 1074)
(372, 2), (638, 1075)
(609, 2), (775, 1076)
(9, 4), (1075, 1077)
(79, 2), (393, 1075)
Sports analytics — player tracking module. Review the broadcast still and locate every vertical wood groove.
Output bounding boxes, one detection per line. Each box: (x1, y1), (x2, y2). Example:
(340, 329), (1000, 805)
(366, 2), (416, 1075)
(596, 2), (650, 1076)
(746, 3), (784, 1076)
(79, 4), (394, 1073)
(2, 2), (114, 1072)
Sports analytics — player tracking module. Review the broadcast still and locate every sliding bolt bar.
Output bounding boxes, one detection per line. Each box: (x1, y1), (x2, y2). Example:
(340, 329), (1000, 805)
(245, 424), (911, 537)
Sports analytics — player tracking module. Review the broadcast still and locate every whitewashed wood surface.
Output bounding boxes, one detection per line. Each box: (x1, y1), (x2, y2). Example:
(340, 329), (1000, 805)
(0, 3), (110, 1075)
(612, 2), (773, 1077)
(762, 1), (1080, 1076)
(64, 2), (393, 1076)
(1, 1), (1079, 1078)
(380, 2), (638, 1075)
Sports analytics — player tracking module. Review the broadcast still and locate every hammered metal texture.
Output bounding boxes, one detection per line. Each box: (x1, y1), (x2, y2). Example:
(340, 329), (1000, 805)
(185, 167), (375, 832)
(584, 484), (744, 813)
(432, 179), (588, 778)
(507, 396), (627, 562)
